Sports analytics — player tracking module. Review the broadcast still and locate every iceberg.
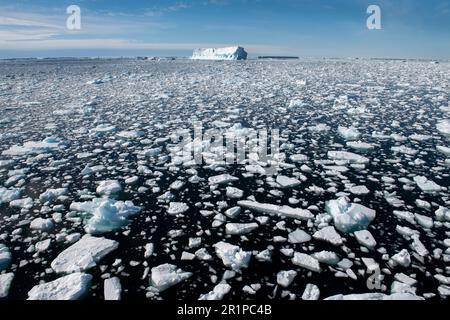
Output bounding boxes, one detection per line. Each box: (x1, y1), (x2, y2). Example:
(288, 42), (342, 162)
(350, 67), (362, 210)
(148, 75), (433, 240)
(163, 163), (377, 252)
(191, 46), (248, 61)
(27, 273), (92, 300)
(51, 235), (118, 274)
(326, 197), (376, 233)
(70, 198), (141, 234)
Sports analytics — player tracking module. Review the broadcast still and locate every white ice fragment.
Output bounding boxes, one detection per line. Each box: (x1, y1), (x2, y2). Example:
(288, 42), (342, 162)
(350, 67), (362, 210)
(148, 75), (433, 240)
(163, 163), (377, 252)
(349, 186), (370, 195)
(0, 187), (21, 205)
(292, 252), (321, 273)
(225, 223), (259, 235)
(224, 207), (241, 219)
(326, 197), (376, 233)
(30, 218), (54, 231)
(338, 127), (361, 140)
(2, 138), (64, 156)
(51, 235), (118, 273)
(238, 200), (313, 220)
(414, 213), (433, 229)
(302, 284), (320, 300)
(327, 151), (369, 164)
(354, 230), (377, 249)
(150, 263), (192, 292)
(167, 202), (189, 215)
(226, 187), (244, 199)
(214, 242), (251, 271)
(277, 270), (297, 288)
(0, 273), (14, 298)
(276, 175), (301, 188)
(0, 244), (12, 271)
(437, 119), (450, 137)
(27, 273), (92, 300)
(104, 277), (121, 300)
(313, 226), (343, 246)
(70, 198), (141, 234)
(144, 243), (154, 258)
(191, 46), (247, 60)
(208, 174), (239, 185)
(288, 229), (311, 244)
(96, 180), (122, 196)
(413, 176), (442, 193)
(391, 249), (411, 267)
(199, 283), (231, 300)
(325, 293), (423, 300)
(39, 188), (67, 203)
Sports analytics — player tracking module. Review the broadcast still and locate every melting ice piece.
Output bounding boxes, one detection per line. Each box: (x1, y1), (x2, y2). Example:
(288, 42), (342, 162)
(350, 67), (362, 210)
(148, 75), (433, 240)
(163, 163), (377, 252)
(191, 46), (248, 61)
(2, 138), (64, 156)
(338, 127), (361, 140)
(437, 119), (450, 137)
(30, 218), (54, 231)
(70, 198), (141, 234)
(225, 223), (259, 235)
(277, 270), (297, 288)
(0, 244), (12, 271)
(167, 202), (189, 215)
(313, 226), (343, 246)
(0, 187), (21, 205)
(150, 264), (192, 292)
(288, 229), (311, 244)
(208, 174), (239, 185)
(292, 252), (321, 273)
(238, 200), (314, 220)
(0, 273), (14, 298)
(51, 235), (118, 273)
(96, 180), (122, 196)
(413, 176), (442, 193)
(27, 273), (92, 300)
(302, 284), (320, 300)
(327, 151), (369, 164)
(276, 176), (301, 188)
(214, 242), (251, 271)
(325, 197), (376, 233)
(39, 188), (68, 203)
(199, 283), (231, 300)
(104, 277), (122, 300)
(354, 230), (377, 249)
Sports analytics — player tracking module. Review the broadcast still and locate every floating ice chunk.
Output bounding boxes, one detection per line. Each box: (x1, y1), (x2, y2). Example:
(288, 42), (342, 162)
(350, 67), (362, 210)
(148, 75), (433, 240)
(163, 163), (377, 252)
(214, 242), (251, 271)
(290, 154), (308, 162)
(91, 124), (116, 135)
(226, 187), (244, 199)
(117, 130), (144, 139)
(309, 124), (330, 133)
(393, 211), (415, 224)
(35, 239), (52, 252)
(30, 218), (54, 231)
(238, 200), (314, 220)
(150, 263), (192, 292)
(276, 175), (301, 188)
(27, 273), (92, 300)
(224, 207), (241, 219)
(70, 198), (141, 234)
(39, 188), (67, 203)
(199, 283), (231, 300)
(302, 284), (320, 300)
(327, 151), (369, 164)
(346, 141), (375, 151)
(104, 277), (121, 300)
(349, 185), (370, 195)
(288, 229), (311, 244)
(391, 146), (418, 155)
(414, 213), (433, 229)
(288, 99), (305, 108)
(413, 176), (442, 193)
(144, 243), (154, 258)
(354, 230), (377, 249)
(435, 207), (450, 222)
(2, 138), (64, 156)
(277, 270), (297, 288)
(437, 119), (450, 137)
(0, 244), (12, 271)
(167, 202), (189, 215)
(312, 251), (340, 265)
(225, 223), (259, 235)
(436, 146), (450, 157)
(391, 249), (411, 267)
(208, 174), (239, 185)
(0, 273), (14, 298)
(142, 147), (162, 157)
(326, 197), (376, 233)
(292, 252), (321, 272)
(313, 226), (343, 246)
(325, 293), (423, 300)
(0, 187), (21, 205)
(9, 197), (33, 209)
(96, 180), (122, 196)
(192, 46), (248, 60)
(338, 127), (361, 140)
(410, 235), (428, 257)
(51, 235), (118, 273)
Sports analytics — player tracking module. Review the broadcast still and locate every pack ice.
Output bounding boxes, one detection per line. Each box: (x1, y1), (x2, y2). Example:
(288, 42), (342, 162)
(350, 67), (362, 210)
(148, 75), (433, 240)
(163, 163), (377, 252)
(326, 197), (376, 233)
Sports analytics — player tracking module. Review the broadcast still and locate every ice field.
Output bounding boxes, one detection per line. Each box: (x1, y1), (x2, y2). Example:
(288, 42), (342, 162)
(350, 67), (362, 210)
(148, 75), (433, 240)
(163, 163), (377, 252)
(0, 58), (449, 300)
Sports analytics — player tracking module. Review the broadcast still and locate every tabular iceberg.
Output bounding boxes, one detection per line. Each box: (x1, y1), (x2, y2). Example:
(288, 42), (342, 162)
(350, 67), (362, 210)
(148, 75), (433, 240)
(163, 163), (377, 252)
(191, 46), (248, 60)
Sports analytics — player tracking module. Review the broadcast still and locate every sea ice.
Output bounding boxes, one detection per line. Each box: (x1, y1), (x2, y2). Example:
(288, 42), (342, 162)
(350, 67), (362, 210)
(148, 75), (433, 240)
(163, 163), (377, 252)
(0, 187), (21, 205)
(150, 263), (192, 292)
(214, 242), (251, 271)
(225, 223), (259, 235)
(326, 197), (376, 233)
(51, 235), (118, 273)
(327, 151), (369, 164)
(0, 244), (12, 271)
(104, 277), (122, 300)
(27, 273), (92, 300)
(96, 180), (122, 196)
(0, 273), (14, 298)
(191, 46), (248, 61)
(238, 200), (314, 220)
(313, 226), (343, 246)
(199, 283), (231, 300)
(288, 229), (311, 244)
(277, 270), (297, 288)
(413, 176), (442, 193)
(292, 252), (321, 273)
(354, 230), (377, 249)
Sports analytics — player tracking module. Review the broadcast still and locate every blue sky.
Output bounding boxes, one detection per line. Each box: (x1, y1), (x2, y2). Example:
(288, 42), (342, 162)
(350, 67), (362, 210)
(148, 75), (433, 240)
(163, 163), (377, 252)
(0, 0), (449, 59)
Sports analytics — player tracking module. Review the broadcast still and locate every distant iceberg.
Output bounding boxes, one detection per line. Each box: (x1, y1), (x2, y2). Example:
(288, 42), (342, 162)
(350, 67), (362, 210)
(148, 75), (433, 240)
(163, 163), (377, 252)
(191, 46), (248, 60)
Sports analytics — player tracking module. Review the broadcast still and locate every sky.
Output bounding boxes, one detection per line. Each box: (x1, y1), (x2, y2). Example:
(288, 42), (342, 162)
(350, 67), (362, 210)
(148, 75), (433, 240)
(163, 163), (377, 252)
(0, 0), (449, 59)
